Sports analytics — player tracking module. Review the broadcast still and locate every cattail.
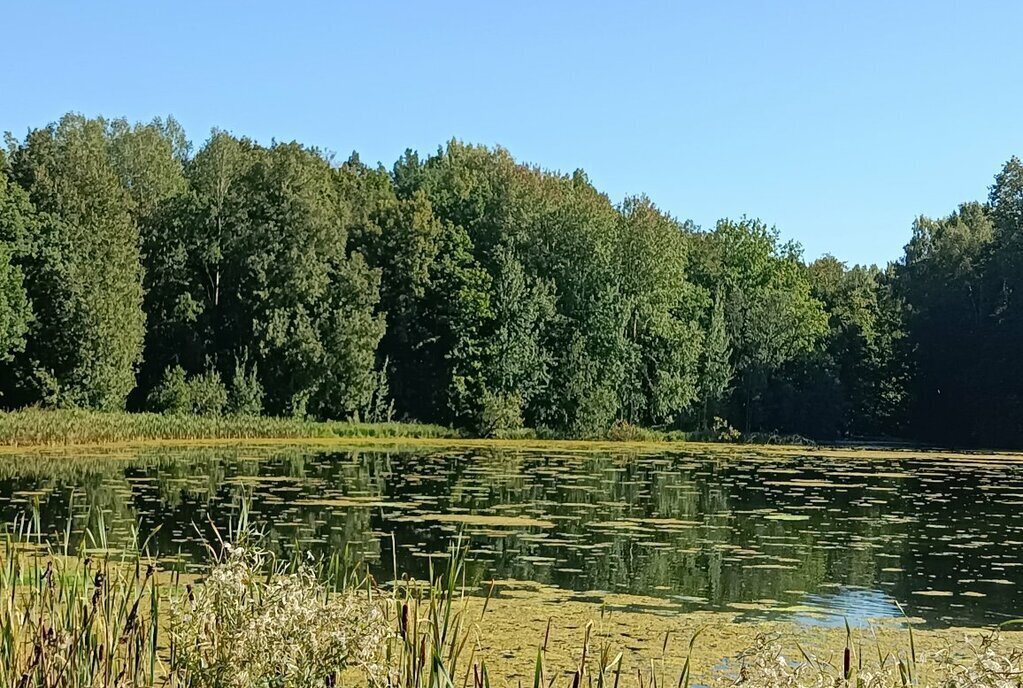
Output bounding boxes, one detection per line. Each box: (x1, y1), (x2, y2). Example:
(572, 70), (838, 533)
(400, 602), (409, 639)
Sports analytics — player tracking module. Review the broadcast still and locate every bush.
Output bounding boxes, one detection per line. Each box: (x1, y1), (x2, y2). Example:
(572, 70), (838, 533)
(228, 360), (264, 416)
(606, 419), (659, 442)
(147, 365), (191, 414)
(362, 360), (394, 423)
(170, 544), (388, 688)
(571, 386), (619, 438)
(712, 416), (742, 442)
(188, 370), (228, 417)
(478, 391), (523, 438)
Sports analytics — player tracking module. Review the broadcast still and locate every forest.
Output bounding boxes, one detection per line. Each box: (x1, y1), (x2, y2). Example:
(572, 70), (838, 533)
(0, 113), (1020, 447)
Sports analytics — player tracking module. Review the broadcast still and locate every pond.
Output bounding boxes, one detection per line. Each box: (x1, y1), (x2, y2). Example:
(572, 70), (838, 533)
(1, 443), (1021, 629)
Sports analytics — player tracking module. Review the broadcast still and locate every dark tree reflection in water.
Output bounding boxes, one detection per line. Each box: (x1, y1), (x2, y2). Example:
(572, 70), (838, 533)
(0, 445), (1021, 628)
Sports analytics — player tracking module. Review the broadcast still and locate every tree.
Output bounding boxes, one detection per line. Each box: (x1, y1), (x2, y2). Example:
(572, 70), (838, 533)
(140, 131), (253, 392)
(483, 245), (556, 431)
(614, 196), (704, 426)
(896, 202), (994, 444)
(4, 115), (145, 409)
(691, 218), (827, 432)
(0, 156), (32, 368)
(144, 134), (385, 418)
(107, 116), (188, 222)
(384, 142), (566, 430)
(698, 290), (731, 429)
(984, 158), (1023, 444)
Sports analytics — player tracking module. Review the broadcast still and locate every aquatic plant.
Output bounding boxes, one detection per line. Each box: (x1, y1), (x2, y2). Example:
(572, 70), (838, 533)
(0, 408), (461, 447)
(0, 511), (162, 688)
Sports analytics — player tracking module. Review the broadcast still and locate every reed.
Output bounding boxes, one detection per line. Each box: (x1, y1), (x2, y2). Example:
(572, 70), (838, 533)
(0, 508), (163, 688)
(0, 408), (460, 447)
(383, 538), (489, 688)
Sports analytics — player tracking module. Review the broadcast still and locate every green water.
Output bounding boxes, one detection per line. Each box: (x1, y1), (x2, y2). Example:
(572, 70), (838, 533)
(1, 444), (1021, 627)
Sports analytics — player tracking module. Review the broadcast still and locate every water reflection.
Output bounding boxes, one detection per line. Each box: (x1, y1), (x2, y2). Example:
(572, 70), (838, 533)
(0, 446), (1021, 627)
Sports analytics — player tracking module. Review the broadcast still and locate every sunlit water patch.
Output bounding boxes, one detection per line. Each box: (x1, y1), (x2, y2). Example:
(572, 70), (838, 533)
(1, 444), (1022, 627)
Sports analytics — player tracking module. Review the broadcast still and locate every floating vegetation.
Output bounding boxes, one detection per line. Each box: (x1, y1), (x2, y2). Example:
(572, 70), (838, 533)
(3, 442), (1023, 631)
(764, 512), (812, 521)
(3, 496), (1023, 688)
(402, 513), (556, 528)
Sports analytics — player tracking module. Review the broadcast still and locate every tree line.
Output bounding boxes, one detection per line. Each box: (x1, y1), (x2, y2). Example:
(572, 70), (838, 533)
(0, 113), (1020, 446)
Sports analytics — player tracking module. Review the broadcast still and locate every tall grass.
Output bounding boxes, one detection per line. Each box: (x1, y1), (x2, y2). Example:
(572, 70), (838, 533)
(0, 408), (461, 447)
(1, 508), (164, 687)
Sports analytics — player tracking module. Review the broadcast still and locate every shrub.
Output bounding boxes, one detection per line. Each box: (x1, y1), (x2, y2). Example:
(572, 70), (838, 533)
(147, 365), (191, 414)
(228, 359), (264, 416)
(361, 359), (394, 423)
(478, 391), (523, 438)
(606, 419), (658, 442)
(170, 544), (388, 688)
(712, 416), (742, 442)
(187, 369), (228, 417)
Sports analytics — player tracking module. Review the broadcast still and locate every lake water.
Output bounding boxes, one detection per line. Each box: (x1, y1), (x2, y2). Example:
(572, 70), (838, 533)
(2, 443), (1021, 628)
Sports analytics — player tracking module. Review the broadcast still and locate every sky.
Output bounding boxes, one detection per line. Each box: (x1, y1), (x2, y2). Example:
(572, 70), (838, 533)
(2, 1), (1021, 267)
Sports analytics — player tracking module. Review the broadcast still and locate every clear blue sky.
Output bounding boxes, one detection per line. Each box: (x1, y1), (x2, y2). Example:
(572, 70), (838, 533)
(3, 1), (1021, 266)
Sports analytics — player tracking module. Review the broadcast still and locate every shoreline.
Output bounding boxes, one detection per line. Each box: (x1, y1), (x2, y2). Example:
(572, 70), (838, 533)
(4, 409), (1023, 462)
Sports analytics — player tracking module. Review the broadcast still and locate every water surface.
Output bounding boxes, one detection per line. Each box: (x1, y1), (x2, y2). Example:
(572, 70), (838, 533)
(1, 444), (1020, 627)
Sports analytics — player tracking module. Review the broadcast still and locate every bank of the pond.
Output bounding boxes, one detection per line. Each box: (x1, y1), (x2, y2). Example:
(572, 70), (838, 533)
(0, 408), (461, 447)
(0, 408), (719, 452)
(6, 409), (1023, 467)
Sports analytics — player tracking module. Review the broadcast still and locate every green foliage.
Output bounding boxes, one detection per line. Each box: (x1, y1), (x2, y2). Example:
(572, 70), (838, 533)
(0, 408), (460, 446)
(5, 110), (1023, 446)
(188, 369), (228, 417)
(142, 135), (385, 420)
(711, 416), (742, 442)
(148, 365), (191, 414)
(614, 196), (704, 426)
(360, 358), (393, 424)
(698, 290), (731, 429)
(690, 218), (827, 432)
(0, 241), (29, 362)
(478, 390), (524, 438)
(0, 160), (32, 367)
(606, 419), (661, 442)
(147, 365), (227, 416)
(228, 358), (264, 416)
(4, 114), (146, 410)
